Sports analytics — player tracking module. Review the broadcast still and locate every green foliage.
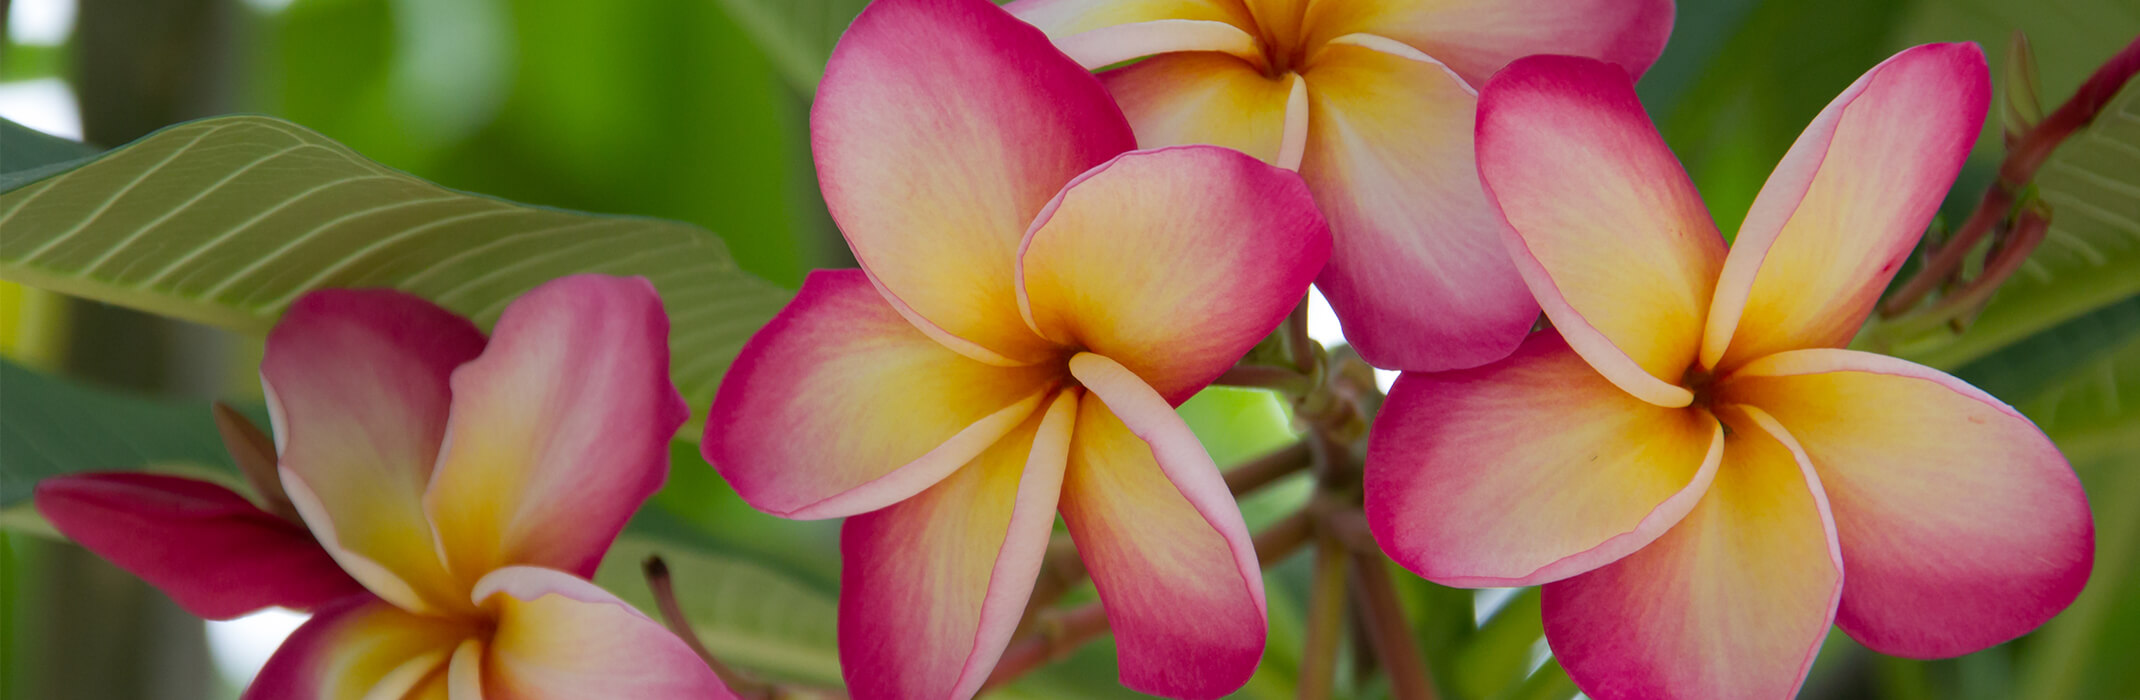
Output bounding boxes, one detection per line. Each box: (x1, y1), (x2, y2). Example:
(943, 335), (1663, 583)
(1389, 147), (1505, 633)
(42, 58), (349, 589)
(592, 536), (843, 684)
(712, 0), (873, 94)
(0, 115), (789, 429)
(0, 359), (242, 506)
(0, 120), (99, 192)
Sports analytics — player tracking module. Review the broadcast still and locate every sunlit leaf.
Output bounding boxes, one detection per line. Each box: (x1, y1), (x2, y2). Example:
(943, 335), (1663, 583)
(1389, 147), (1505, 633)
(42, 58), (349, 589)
(592, 536), (842, 685)
(0, 115), (789, 430)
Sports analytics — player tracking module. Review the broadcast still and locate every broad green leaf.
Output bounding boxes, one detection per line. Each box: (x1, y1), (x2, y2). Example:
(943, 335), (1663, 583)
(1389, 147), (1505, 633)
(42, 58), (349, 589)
(1901, 81), (2140, 369)
(0, 120), (99, 193)
(1953, 294), (2140, 409)
(0, 359), (242, 506)
(0, 115), (789, 429)
(711, 0), (871, 94)
(592, 536), (842, 685)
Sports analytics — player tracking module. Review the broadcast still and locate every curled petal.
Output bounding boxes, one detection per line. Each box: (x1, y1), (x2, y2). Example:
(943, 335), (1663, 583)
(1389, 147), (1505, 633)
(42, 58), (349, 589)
(1545, 404), (1842, 700)
(243, 597), (472, 700)
(1365, 333), (1722, 587)
(814, 0), (1134, 364)
(1302, 0), (1673, 86)
(1477, 54), (1727, 407)
(473, 566), (736, 699)
(1006, 0), (1256, 36)
(1065, 354), (1264, 698)
(839, 391), (1077, 700)
(264, 288), (485, 615)
(1018, 147), (1328, 403)
(1100, 54), (1300, 166)
(424, 275), (687, 585)
(34, 473), (366, 620)
(1702, 43), (1989, 370)
(705, 269), (1061, 519)
(1720, 349), (2093, 657)
(1053, 19), (1264, 70)
(1299, 40), (1538, 371)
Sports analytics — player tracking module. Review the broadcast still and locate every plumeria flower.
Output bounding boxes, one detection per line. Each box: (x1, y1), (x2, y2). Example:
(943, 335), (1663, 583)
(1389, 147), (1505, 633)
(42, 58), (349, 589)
(1004, 0), (1672, 371)
(1364, 45), (2094, 699)
(701, 0), (1329, 697)
(36, 275), (732, 699)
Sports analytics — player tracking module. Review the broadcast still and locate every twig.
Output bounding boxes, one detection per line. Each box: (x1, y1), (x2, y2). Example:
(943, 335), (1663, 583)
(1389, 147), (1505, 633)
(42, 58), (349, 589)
(1254, 509), (1317, 566)
(982, 602), (1112, 690)
(1350, 553), (1438, 700)
(1881, 35), (2140, 316)
(1298, 540), (1350, 700)
(1224, 441), (1314, 495)
(644, 556), (778, 699)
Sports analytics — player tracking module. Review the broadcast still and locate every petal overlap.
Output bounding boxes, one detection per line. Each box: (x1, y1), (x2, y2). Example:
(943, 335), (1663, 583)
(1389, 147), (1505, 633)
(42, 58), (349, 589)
(705, 269), (1062, 518)
(1365, 333), (1723, 587)
(814, 0), (1135, 364)
(474, 566), (737, 699)
(1720, 350), (2093, 657)
(1100, 54), (1298, 165)
(1299, 0), (1673, 85)
(244, 597), (475, 700)
(1017, 146), (1328, 403)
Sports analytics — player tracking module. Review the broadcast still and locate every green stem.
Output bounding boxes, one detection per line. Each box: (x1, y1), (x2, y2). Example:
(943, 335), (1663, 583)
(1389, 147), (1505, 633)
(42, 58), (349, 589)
(1299, 539), (1350, 700)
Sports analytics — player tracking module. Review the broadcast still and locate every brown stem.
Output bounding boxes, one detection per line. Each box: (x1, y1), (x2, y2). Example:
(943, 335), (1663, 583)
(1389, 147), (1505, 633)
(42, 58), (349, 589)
(1224, 441), (1314, 496)
(1019, 537), (1087, 630)
(981, 603), (1112, 690)
(1882, 35), (2140, 316)
(211, 401), (298, 523)
(1350, 553), (1438, 700)
(1254, 509), (1317, 566)
(1298, 540), (1350, 700)
(1318, 508), (1382, 556)
(644, 557), (778, 699)
(1283, 298), (1317, 373)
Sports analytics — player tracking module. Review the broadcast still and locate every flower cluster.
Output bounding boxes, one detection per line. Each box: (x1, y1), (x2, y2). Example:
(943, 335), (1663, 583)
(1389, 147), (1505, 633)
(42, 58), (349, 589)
(32, 0), (2097, 698)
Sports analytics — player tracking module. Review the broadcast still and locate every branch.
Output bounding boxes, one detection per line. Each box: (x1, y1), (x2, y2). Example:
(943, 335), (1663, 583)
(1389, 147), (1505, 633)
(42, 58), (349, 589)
(1882, 35), (2140, 316)
(1350, 553), (1438, 700)
(1224, 441), (1314, 495)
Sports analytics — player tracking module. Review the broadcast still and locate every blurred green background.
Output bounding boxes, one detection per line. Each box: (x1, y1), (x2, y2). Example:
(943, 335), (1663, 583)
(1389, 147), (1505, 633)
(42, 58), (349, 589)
(0, 0), (2134, 698)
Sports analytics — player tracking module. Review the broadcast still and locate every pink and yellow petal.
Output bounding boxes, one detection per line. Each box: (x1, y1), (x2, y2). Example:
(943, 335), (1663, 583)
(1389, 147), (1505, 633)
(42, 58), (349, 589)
(263, 288), (484, 615)
(1364, 333), (1723, 587)
(1053, 20), (1265, 70)
(422, 275), (686, 586)
(1543, 404), (1841, 700)
(1007, 0), (1255, 37)
(1720, 349), (2092, 657)
(1017, 147), (1328, 403)
(1062, 354), (1264, 698)
(1100, 53), (1300, 165)
(839, 391), (1077, 700)
(1702, 43), (1989, 370)
(1477, 54), (1727, 406)
(1301, 0), (1673, 86)
(243, 597), (474, 700)
(34, 472), (367, 620)
(704, 269), (1062, 519)
(1298, 40), (1538, 372)
(473, 566), (735, 699)
(814, 0), (1134, 364)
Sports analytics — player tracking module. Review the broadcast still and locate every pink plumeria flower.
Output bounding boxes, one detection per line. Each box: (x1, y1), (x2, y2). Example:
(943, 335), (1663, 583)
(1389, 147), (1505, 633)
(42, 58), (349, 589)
(701, 0), (1330, 697)
(37, 275), (732, 699)
(1003, 0), (1673, 372)
(1363, 45), (2095, 699)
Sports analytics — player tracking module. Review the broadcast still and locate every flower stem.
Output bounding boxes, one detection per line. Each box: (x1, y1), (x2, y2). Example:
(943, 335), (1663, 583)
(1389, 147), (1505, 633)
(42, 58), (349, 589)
(1350, 552), (1438, 700)
(1299, 539), (1351, 700)
(643, 556), (778, 699)
(1215, 364), (1317, 395)
(1880, 35), (2140, 317)
(1284, 298), (1317, 373)
(1224, 441), (1315, 495)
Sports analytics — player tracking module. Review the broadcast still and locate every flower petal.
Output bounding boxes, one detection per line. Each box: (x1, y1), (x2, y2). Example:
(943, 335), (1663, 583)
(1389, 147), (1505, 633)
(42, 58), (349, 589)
(1017, 147), (1329, 403)
(1701, 43), (1989, 370)
(34, 473), (366, 620)
(839, 391), (1077, 700)
(1006, 0), (1256, 36)
(1064, 353), (1264, 698)
(705, 269), (1062, 519)
(814, 0), (1135, 365)
(243, 596), (472, 700)
(1053, 19), (1264, 70)
(1299, 40), (1538, 371)
(473, 566), (735, 699)
(1476, 54), (1728, 407)
(1099, 53), (1300, 165)
(1543, 404), (1841, 700)
(423, 275), (688, 586)
(1719, 349), (2093, 657)
(1364, 333), (1723, 587)
(1302, 0), (1673, 86)
(263, 288), (485, 615)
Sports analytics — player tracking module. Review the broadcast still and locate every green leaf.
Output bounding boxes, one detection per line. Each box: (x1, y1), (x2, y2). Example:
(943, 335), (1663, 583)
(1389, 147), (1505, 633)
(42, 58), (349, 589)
(0, 115), (789, 429)
(0, 120), (99, 193)
(710, 0), (871, 94)
(0, 358), (242, 506)
(1902, 80), (2140, 369)
(1953, 294), (2140, 408)
(591, 536), (842, 685)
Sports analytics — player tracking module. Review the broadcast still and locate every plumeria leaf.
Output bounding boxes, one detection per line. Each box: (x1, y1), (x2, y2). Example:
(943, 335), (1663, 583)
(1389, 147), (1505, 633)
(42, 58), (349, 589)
(591, 536), (841, 685)
(0, 115), (789, 430)
(710, 0), (871, 94)
(0, 119), (99, 191)
(0, 358), (252, 506)
(1954, 294), (2140, 418)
